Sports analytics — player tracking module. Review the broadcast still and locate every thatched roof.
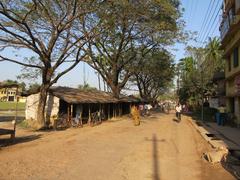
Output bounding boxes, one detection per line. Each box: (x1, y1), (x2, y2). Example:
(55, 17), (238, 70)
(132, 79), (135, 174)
(49, 86), (140, 104)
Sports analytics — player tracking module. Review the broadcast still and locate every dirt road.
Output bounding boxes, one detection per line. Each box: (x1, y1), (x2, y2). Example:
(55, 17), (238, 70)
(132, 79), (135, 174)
(0, 112), (235, 180)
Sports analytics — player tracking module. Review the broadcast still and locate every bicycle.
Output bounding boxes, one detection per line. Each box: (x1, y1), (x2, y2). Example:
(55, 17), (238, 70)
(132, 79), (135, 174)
(55, 114), (70, 129)
(90, 111), (103, 126)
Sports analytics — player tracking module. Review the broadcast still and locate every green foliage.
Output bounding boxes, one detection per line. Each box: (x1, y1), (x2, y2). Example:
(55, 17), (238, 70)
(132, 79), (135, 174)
(28, 83), (41, 93)
(2, 79), (18, 85)
(204, 37), (225, 74)
(130, 49), (175, 101)
(17, 120), (30, 129)
(0, 1), (93, 127)
(17, 57), (42, 82)
(78, 83), (97, 91)
(2, 79), (26, 91)
(177, 37), (224, 108)
(83, 0), (185, 97)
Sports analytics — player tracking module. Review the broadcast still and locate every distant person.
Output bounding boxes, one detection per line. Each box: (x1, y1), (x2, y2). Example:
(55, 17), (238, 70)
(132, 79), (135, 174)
(166, 102), (171, 114)
(139, 104), (144, 116)
(175, 103), (182, 121)
(131, 105), (140, 126)
(218, 104), (226, 125)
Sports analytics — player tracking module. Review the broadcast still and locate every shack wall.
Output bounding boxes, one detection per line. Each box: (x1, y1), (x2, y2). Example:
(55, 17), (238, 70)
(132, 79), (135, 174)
(25, 93), (59, 121)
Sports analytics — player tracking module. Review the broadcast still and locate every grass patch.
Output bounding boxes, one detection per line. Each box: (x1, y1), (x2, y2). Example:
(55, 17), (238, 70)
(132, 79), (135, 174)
(17, 120), (30, 129)
(0, 102), (25, 110)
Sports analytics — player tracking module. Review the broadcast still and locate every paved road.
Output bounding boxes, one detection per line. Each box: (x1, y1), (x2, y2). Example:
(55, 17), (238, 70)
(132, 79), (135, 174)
(0, 113), (234, 180)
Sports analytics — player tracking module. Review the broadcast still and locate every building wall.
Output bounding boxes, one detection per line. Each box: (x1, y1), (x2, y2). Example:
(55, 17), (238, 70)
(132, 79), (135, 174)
(221, 0), (240, 126)
(0, 87), (25, 102)
(226, 78), (235, 96)
(26, 93), (59, 121)
(225, 45), (240, 125)
(225, 43), (240, 78)
(0, 87), (18, 101)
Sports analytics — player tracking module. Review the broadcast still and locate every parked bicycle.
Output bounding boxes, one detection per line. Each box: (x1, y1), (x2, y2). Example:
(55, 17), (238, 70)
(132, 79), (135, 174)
(54, 113), (82, 129)
(90, 111), (102, 126)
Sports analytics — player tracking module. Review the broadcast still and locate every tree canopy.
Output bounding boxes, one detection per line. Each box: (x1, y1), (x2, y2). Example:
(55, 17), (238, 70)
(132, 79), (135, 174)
(177, 37), (224, 106)
(0, 0), (93, 128)
(82, 0), (185, 97)
(130, 49), (175, 101)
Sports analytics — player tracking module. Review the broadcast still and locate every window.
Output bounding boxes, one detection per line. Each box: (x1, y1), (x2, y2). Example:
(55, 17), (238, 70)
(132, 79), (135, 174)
(228, 56), (231, 71)
(233, 47), (239, 67)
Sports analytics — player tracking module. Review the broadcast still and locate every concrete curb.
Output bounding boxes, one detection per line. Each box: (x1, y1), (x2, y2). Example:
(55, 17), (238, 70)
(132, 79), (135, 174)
(185, 116), (228, 150)
(185, 116), (240, 179)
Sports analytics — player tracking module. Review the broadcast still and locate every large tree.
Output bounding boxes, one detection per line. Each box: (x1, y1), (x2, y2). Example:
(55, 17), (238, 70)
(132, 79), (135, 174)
(177, 38), (224, 106)
(204, 37), (224, 75)
(82, 0), (184, 98)
(130, 49), (175, 101)
(0, 0), (92, 128)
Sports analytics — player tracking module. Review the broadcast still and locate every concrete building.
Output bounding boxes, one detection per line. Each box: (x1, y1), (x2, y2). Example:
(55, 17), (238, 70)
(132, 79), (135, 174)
(0, 83), (26, 102)
(220, 0), (240, 125)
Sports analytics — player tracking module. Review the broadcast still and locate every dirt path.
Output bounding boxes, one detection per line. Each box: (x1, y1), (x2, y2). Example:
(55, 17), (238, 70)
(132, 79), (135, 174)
(0, 113), (235, 180)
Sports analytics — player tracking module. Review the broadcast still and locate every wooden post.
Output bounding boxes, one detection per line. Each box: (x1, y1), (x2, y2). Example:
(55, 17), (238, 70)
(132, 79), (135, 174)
(118, 104), (120, 117)
(88, 104), (91, 125)
(120, 103), (122, 116)
(99, 103), (101, 123)
(114, 104), (116, 118)
(102, 104), (104, 121)
(67, 104), (71, 125)
(108, 104), (110, 120)
(71, 104), (73, 119)
(113, 104), (115, 118)
(79, 104), (83, 127)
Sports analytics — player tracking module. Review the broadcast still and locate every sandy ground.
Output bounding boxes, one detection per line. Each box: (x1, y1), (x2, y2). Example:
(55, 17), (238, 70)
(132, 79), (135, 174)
(0, 112), (235, 180)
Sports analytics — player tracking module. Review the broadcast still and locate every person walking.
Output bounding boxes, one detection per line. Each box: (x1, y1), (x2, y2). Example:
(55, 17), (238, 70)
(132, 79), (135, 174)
(175, 103), (182, 121)
(131, 105), (140, 126)
(218, 104), (226, 126)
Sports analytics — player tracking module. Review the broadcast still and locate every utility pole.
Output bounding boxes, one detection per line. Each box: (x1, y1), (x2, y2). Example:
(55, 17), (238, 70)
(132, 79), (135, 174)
(98, 72), (101, 91)
(103, 80), (106, 92)
(83, 63), (86, 86)
(200, 65), (204, 122)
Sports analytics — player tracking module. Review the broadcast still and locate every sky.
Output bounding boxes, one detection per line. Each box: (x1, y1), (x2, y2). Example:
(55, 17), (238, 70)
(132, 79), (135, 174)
(0, 0), (223, 89)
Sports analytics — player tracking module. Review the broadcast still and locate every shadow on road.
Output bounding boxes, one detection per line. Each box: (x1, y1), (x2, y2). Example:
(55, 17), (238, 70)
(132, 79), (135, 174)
(172, 118), (180, 123)
(0, 116), (25, 122)
(152, 134), (160, 180)
(0, 134), (41, 147)
(145, 134), (166, 180)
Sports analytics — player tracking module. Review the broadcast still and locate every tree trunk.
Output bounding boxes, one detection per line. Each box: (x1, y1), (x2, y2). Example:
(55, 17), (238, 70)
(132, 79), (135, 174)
(111, 85), (121, 98)
(36, 85), (49, 129)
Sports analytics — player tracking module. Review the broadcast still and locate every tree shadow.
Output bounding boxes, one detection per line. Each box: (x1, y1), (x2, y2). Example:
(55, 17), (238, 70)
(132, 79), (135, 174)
(0, 116), (25, 122)
(152, 134), (160, 180)
(0, 134), (41, 147)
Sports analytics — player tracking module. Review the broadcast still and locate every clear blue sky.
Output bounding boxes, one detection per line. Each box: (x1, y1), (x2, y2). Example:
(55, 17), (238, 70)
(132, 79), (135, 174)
(0, 0), (222, 88)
